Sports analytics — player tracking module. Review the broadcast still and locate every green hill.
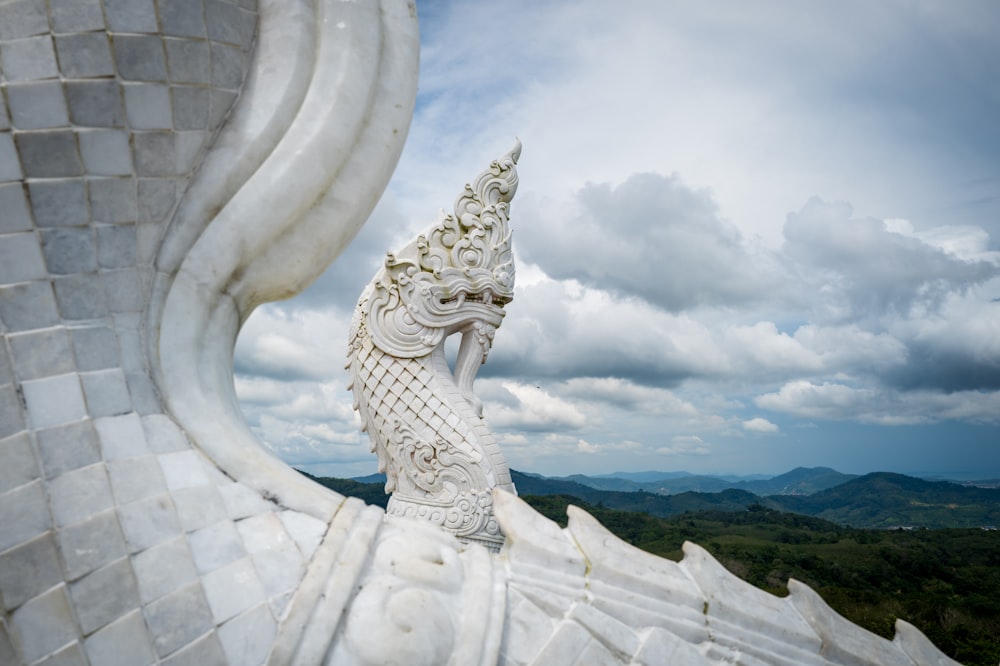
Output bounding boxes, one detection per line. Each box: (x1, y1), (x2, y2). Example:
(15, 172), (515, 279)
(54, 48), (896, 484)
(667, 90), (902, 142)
(740, 466), (858, 496)
(772, 472), (1000, 528)
(513, 469), (1000, 529)
(511, 469), (765, 517)
(546, 466), (857, 496)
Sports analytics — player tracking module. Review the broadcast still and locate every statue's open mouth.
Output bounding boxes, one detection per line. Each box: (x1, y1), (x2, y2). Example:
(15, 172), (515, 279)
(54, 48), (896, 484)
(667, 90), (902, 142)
(440, 288), (512, 309)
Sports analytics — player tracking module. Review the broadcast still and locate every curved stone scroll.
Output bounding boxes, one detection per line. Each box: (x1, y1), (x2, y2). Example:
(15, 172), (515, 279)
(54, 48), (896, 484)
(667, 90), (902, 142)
(153, 0), (420, 524)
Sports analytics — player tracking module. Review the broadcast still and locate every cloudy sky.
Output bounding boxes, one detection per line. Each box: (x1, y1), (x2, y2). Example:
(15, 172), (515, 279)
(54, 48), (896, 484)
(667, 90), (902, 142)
(235, 0), (1000, 481)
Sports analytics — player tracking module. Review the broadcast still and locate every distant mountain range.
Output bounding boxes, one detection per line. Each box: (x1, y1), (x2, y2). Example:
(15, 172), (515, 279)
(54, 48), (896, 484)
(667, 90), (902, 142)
(334, 466), (1000, 529)
(552, 466), (858, 496)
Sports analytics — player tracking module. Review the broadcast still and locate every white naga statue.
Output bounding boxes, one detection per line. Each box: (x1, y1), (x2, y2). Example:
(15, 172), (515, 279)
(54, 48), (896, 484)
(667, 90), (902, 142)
(348, 143), (520, 551)
(0, 1), (959, 664)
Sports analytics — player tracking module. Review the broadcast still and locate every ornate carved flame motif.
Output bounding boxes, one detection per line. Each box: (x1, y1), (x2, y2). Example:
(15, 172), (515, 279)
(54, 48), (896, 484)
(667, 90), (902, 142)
(348, 143), (521, 550)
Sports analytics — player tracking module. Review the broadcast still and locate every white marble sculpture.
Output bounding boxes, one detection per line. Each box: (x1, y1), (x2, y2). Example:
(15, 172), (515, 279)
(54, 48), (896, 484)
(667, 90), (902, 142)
(0, 0), (960, 664)
(347, 142), (520, 550)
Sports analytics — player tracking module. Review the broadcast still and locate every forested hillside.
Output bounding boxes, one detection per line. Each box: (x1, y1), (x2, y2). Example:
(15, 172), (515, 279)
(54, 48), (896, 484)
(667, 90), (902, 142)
(512, 470), (1000, 529)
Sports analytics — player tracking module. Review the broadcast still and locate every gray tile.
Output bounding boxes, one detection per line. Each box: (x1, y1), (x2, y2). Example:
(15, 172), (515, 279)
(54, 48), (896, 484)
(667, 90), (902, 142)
(219, 481), (269, 520)
(0, 383), (26, 439)
(0, 480), (51, 552)
(209, 88), (238, 129)
(70, 557), (140, 634)
(136, 220), (160, 263)
(8, 327), (75, 380)
(49, 0), (106, 33)
(113, 317), (144, 373)
(48, 462), (114, 528)
(28, 179), (89, 227)
(54, 274), (110, 319)
(0, 0), (49, 40)
(0, 144), (18, 191)
(97, 224), (137, 268)
(210, 42), (245, 90)
(0, 96), (8, 130)
(0, 344), (12, 384)
(171, 86), (208, 130)
(107, 455), (166, 505)
(236, 7), (258, 49)
(126, 372), (161, 415)
(41, 227), (98, 275)
(164, 38), (210, 84)
(0, 132), (24, 181)
(104, 0), (158, 34)
(158, 450), (210, 491)
(205, 0), (243, 45)
(161, 631), (225, 666)
(137, 177), (177, 222)
(173, 485), (227, 532)
(218, 604), (278, 664)
(0, 183), (32, 232)
(78, 129), (133, 176)
(55, 33), (115, 78)
(238, 0), (257, 9)
(20, 372), (88, 429)
(10, 586), (79, 665)
(234, 510), (290, 555)
(142, 414), (190, 453)
(217, 602), (275, 666)
(70, 325), (120, 371)
(0, 280), (60, 332)
(123, 83), (173, 129)
(94, 412), (148, 459)
(201, 557), (266, 623)
(187, 520), (246, 574)
(114, 34), (168, 81)
(0, 533), (62, 611)
(103, 268), (144, 312)
(0, 35), (58, 81)
(14, 131), (83, 178)
(131, 536), (198, 604)
(35, 642), (87, 666)
(0, 431), (37, 495)
(133, 132), (176, 176)
(83, 610), (156, 666)
(5, 81), (70, 130)
(57, 508), (127, 580)
(158, 0), (207, 38)
(0, 232), (47, 284)
(0, 132), (23, 182)
(65, 80), (126, 128)
(251, 543), (303, 598)
(89, 177), (137, 223)
(118, 492), (181, 553)
(175, 130), (206, 172)
(36, 420), (101, 479)
(81, 368), (133, 417)
(143, 582), (214, 658)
